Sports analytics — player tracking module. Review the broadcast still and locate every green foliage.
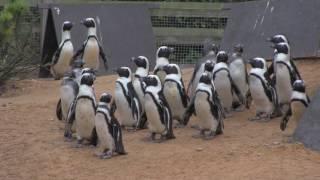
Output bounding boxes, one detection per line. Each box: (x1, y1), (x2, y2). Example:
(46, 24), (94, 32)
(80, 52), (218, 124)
(0, 0), (37, 85)
(0, 0), (27, 44)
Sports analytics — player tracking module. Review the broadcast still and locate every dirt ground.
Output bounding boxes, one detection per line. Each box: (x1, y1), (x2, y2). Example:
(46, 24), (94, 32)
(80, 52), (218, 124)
(1, 59), (320, 180)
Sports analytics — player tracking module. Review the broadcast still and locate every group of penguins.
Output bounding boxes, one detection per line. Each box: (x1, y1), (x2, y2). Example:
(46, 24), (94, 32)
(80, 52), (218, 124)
(52, 18), (310, 159)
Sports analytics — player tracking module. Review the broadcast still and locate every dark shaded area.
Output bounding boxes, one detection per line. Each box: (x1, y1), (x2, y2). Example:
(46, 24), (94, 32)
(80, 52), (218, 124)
(294, 89), (320, 151)
(220, 0), (320, 59)
(40, 3), (157, 76)
(39, 9), (58, 77)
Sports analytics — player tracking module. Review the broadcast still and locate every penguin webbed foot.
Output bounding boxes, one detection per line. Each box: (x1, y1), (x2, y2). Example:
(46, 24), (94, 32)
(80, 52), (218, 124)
(100, 150), (113, 159)
(73, 140), (84, 148)
(280, 117), (289, 131)
(202, 130), (217, 140)
(248, 112), (263, 121)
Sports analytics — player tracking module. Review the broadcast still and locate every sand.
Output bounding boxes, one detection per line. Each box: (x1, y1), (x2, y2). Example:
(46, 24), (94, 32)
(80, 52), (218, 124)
(1, 59), (320, 180)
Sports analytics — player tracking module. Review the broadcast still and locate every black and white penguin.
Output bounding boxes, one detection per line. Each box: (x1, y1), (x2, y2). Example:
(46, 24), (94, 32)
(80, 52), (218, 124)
(131, 56), (149, 128)
(66, 73), (97, 146)
(95, 93), (126, 159)
(153, 46), (174, 84)
(228, 44), (249, 110)
(184, 73), (224, 140)
(248, 57), (277, 121)
(187, 43), (219, 97)
(50, 21), (74, 80)
(72, 17), (108, 71)
(114, 67), (142, 129)
(162, 64), (189, 127)
(144, 75), (175, 142)
(212, 51), (244, 116)
(270, 42), (301, 115)
(280, 80), (310, 131)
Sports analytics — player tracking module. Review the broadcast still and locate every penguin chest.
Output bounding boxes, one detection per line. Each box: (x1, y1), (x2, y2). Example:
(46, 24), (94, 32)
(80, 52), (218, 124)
(60, 85), (76, 121)
(214, 72), (232, 109)
(52, 42), (73, 78)
(249, 76), (273, 113)
(156, 70), (167, 85)
(163, 82), (185, 120)
(114, 83), (136, 126)
(95, 113), (114, 151)
(275, 64), (292, 104)
(290, 101), (307, 124)
(194, 92), (217, 131)
(144, 94), (165, 133)
(229, 62), (248, 95)
(75, 99), (96, 139)
(133, 79), (145, 111)
(83, 39), (99, 70)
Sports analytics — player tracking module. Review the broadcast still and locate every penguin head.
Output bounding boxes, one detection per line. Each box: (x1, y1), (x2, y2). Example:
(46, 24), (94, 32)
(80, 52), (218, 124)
(204, 60), (214, 72)
(81, 18), (96, 28)
(267, 34), (288, 44)
(131, 56), (149, 69)
(80, 73), (94, 86)
(249, 57), (266, 70)
(162, 64), (180, 76)
(233, 44), (244, 55)
(156, 46), (174, 59)
(62, 21), (73, 31)
(273, 42), (289, 54)
(293, 80), (306, 93)
(99, 93), (112, 104)
(81, 68), (96, 80)
(143, 75), (161, 88)
(115, 67), (132, 78)
(199, 73), (212, 85)
(216, 51), (228, 63)
(202, 43), (219, 56)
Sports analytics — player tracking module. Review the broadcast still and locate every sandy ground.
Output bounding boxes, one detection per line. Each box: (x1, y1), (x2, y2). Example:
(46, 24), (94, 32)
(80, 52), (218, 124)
(1, 59), (320, 180)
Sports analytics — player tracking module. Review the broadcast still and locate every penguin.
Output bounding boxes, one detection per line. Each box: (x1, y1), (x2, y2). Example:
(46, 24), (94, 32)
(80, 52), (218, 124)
(187, 43), (219, 97)
(131, 56), (149, 128)
(280, 80), (310, 131)
(184, 73), (224, 140)
(65, 73), (97, 146)
(153, 46), (174, 84)
(95, 93), (126, 159)
(162, 64), (189, 127)
(56, 71), (79, 122)
(248, 57), (277, 121)
(72, 17), (108, 71)
(212, 51), (244, 116)
(50, 21), (74, 80)
(270, 42), (301, 115)
(114, 67), (142, 129)
(144, 75), (175, 142)
(228, 44), (249, 110)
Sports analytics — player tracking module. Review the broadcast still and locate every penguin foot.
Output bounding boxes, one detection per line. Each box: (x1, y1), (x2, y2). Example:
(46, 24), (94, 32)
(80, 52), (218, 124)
(73, 143), (83, 148)
(270, 109), (283, 118)
(125, 127), (137, 132)
(100, 150), (113, 159)
(280, 118), (288, 131)
(234, 105), (245, 112)
(164, 133), (176, 140)
(248, 116), (261, 121)
(174, 123), (185, 128)
(203, 131), (217, 140)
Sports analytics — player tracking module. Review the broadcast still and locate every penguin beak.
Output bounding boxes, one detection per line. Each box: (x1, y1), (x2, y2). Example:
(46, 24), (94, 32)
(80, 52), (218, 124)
(270, 44), (276, 48)
(266, 37), (272, 42)
(130, 57), (136, 63)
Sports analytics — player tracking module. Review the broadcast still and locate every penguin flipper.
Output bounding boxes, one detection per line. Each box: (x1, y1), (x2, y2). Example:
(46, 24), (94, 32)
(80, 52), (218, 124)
(228, 73), (245, 105)
(290, 59), (302, 80)
(56, 99), (62, 121)
(51, 46), (62, 65)
(71, 42), (86, 65)
(98, 43), (108, 70)
(280, 105), (292, 131)
(90, 127), (98, 146)
(179, 78), (189, 108)
(183, 95), (196, 126)
(111, 117), (126, 154)
(187, 62), (202, 94)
